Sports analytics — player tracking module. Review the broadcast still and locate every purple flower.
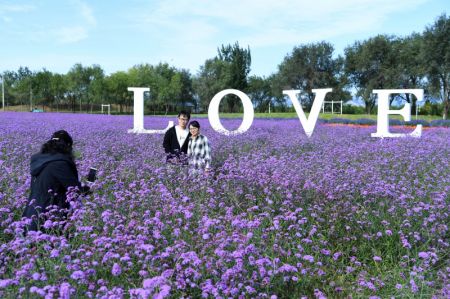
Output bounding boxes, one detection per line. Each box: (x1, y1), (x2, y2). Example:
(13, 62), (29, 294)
(0, 279), (15, 288)
(373, 256), (382, 262)
(50, 249), (60, 258)
(71, 270), (85, 280)
(410, 279), (419, 293)
(30, 286), (46, 296)
(59, 282), (72, 299)
(154, 284), (171, 299)
(418, 252), (429, 259)
(31, 272), (40, 280)
(143, 276), (166, 291)
(112, 263), (122, 276)
(303, 255), (314, 263)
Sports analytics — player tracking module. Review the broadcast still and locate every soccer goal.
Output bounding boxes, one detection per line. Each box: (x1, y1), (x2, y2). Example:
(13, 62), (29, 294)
(322, 101), (342, 114)
(101, 104), (111, 115)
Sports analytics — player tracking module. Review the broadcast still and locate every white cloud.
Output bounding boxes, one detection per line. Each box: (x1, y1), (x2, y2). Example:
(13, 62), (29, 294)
(48, 1), (95, 44)
(0, 3), (35, 23)
(0, 4), (35, 13)
(55, 26), (88, 43)
(134, 0), (429, 48)
(1, 16), (12, 22)
(74, 0), (96, 26)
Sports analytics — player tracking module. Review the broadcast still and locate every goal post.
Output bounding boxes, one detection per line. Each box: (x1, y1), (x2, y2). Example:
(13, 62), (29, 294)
(322, 101), (343, 114)
(101, 104), (111, 115)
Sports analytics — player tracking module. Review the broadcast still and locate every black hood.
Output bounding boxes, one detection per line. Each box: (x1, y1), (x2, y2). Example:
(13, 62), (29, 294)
(30, 153), (75, 177)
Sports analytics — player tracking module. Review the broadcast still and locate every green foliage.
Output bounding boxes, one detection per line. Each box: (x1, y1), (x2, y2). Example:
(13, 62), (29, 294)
(128, 63), (195, 114)
(247, 75), (272, 112)
(272, 41), (350, 110)
(344, 35), (400, 114)
(105, 71), (131, 113)
(194, 42), (251, 113)
(422, 13), (450, 119)
(419, 101), (444, 116)
(342, 104), (366, 114)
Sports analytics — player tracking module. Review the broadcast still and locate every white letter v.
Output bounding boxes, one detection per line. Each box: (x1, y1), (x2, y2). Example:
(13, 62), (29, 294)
(283, 89), (332, 137)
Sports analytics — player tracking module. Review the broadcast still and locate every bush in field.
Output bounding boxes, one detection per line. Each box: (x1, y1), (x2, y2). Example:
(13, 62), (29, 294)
(430, 119), (450, 127)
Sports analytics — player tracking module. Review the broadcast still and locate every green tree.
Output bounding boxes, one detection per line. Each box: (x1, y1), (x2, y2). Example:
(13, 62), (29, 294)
(67, 63), (104, 112)
(105, 71), (131, 113)
(87, 65), (105, 112)
(154, 63), (183, 114)
(128, 63), (191, 114)
(247, 75), (272, 112)
(422, 13), (450, 119)
(344, 35), (399, 114)
(32, 69), (53, 109)
(49, 73), (68, 111)
(194, 42), (251, 113)
(178, 69), (195, 109)
(193, 58), (227, 112)
(218, 42), (251, 112)
(274, 41), (349, 111)
(395, 33), (425, 114)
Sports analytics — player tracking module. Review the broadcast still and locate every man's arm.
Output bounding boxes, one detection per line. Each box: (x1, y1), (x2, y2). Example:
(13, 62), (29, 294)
(163, 128), (172, 153)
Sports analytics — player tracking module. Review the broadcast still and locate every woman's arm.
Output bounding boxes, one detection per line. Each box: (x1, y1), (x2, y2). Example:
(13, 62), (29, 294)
(203, 136), (211, 169)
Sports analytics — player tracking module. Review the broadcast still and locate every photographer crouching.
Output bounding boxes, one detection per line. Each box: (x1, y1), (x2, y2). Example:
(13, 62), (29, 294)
(22, 130), (92, 234)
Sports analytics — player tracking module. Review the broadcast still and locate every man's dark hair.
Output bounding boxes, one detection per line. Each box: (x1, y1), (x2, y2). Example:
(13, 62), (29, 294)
(189, 120), (200, 129)
(178, 111), (191, 120)
(41, 130), (74, 159)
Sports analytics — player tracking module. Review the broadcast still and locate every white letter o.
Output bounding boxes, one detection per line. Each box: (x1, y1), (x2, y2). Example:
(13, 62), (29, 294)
(208, 89), (254, 135)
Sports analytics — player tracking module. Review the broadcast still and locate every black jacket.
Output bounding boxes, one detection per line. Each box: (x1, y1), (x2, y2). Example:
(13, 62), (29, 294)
(22, 153), (82, 231)
(163, 126), (191, 156)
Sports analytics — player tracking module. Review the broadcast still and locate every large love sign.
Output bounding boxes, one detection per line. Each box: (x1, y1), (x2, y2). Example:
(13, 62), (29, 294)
(127, 88), (423, 138)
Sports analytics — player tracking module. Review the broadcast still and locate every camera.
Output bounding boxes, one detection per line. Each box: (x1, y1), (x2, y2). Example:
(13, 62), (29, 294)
(87, 167), (97, 182)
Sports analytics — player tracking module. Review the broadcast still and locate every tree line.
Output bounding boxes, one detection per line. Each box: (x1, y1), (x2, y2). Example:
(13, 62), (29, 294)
(1, 14), (448, 119)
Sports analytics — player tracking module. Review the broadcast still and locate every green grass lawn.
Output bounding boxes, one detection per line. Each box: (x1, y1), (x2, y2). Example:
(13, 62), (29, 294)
(190, 112), (443, 121)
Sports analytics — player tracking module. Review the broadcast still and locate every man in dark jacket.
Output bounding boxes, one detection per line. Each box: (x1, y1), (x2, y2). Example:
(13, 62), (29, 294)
(163, 111), (191, 164)
(22, 130), (88, 232)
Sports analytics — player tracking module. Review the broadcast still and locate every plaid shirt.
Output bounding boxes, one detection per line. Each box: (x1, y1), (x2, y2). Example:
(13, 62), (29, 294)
(187, 134), (211, 170)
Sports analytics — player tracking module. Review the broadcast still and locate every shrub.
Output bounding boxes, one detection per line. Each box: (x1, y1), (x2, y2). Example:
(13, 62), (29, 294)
(430, 119), (450, 127)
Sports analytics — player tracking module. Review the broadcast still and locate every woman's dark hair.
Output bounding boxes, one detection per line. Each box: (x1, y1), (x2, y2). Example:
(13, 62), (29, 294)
(41, 130), (74, 158)
(189, 120), (200, 129)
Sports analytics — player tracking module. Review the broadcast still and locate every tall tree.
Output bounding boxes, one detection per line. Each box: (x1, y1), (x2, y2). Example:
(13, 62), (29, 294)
(422, 14), (450, 119)
(247, 75), (272, 112)
(218, 42), (251, 112)
(49, 73), (68, 111)
(105, 71), (131, 113)
(67, 63), (104, 112)
(32, 69), (53, 108)
(274, 41), (349, 110)
(178, 69), (195, 109)
(344, 35), (399, 114)
(193, 58), (228, 112)
(194, 42), (251, 113)
(395, 33), (425, 114)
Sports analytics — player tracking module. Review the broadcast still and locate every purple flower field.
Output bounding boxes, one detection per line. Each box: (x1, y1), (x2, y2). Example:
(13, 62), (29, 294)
(0, 112), (449, 298)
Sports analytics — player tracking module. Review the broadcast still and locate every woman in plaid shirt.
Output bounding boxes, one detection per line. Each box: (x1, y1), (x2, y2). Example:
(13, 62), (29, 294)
(187, 121), (211, 173)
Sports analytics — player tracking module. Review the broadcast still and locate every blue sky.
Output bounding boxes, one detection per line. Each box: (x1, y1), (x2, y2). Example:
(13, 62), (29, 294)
(0, 0), (448, 77)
